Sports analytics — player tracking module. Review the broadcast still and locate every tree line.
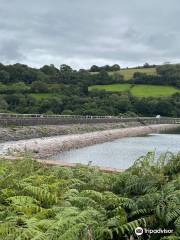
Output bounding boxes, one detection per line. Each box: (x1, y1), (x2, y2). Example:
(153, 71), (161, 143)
(0, 63), (180, 87)
(0, 63), (180, 117)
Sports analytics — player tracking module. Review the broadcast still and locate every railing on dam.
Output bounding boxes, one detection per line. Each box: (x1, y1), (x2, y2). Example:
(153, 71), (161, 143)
(0, 113), (179, 126)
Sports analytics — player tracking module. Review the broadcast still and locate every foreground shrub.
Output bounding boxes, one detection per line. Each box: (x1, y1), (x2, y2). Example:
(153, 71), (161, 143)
(0, 152), (179, 239)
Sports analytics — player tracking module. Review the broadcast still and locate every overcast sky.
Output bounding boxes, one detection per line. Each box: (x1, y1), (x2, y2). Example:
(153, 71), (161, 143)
(0, 0), (180, 69)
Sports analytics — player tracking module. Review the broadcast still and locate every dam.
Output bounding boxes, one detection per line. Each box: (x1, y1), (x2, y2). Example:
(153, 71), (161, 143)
(0, 113), (180, 126)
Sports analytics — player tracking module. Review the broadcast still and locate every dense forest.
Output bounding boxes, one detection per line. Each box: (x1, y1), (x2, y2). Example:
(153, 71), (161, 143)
(0, 152), (179, 239)
(0, 63), (180, 117)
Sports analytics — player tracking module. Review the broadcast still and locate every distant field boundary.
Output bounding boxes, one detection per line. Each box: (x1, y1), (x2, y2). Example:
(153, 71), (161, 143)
(0, 113), (179, 126)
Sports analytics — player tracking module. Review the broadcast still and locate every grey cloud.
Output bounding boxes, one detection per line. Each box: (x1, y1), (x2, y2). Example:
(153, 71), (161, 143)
(0, 0), (180, 68)
(0, 39), (24, 62)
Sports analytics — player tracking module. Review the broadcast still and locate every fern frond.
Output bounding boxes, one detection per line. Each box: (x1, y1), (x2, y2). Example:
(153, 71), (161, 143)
(130, 208), (154, 218)
(80, 190), (103, 203)
(167, 207), (180, 224)
(23, 185), (58, 207)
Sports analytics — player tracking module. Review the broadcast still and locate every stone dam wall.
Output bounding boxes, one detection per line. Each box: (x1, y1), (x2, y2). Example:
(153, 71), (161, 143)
(0, 114), (179, 126)
(1, 124), (179, 159)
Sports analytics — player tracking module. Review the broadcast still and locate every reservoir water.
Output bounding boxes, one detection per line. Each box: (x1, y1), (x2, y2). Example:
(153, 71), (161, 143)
(50, 132), (180, 169)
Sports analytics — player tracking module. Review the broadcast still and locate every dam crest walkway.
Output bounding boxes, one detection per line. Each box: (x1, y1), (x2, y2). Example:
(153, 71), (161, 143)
(0, 113), (179, 126)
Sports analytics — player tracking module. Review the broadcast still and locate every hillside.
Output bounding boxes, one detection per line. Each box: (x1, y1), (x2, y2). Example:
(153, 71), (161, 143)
(0, 63), (180, 117)
(110, 67), (157, 80)
(89, 83), (180, 97)
(90, 67), (157, 80)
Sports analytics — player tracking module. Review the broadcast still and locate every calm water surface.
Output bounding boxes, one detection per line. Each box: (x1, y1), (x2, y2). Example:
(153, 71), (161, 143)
(50, 132), (180, 169)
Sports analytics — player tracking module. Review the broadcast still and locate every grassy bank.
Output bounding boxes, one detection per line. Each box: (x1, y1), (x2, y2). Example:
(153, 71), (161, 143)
(0, 152), (179, 239)
(89, 84), (180, 97)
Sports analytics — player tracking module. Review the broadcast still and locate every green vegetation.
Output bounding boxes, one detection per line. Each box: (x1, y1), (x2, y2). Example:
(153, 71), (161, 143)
(109, 67), (157, 80)
(90, 67), (157, 80)
(89, 64), (157, 80)
(0, 63), (180, 117)
(89, 84), (180, 97)
(0, 152), (180, 239)
(89, 84), (131, 93)
(131, 85), (180, 97)
(30, 93), (59, 100)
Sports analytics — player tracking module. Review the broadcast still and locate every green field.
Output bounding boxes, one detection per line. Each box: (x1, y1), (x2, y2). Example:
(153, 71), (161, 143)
(114, 67), (157, 80)
(89, 84), (180, 97)
(91, 67), (157, 80)
(89, 83), (132, 92)
(30, 93), (59, 100)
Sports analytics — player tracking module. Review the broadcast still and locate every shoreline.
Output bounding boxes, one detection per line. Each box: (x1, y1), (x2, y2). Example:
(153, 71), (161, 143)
(0, 124), (179, 159)
(37, 159), (124, 173)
